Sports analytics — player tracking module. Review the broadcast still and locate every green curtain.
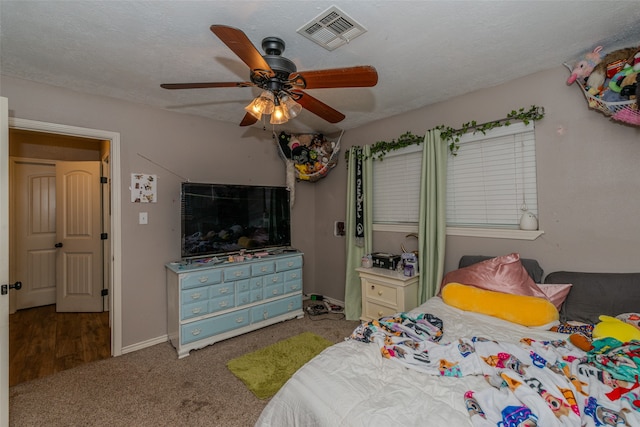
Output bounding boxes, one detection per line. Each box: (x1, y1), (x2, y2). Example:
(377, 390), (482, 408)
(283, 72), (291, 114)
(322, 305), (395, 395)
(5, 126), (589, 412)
(417, 129), (448, 303)
(344, 146), (372, 320)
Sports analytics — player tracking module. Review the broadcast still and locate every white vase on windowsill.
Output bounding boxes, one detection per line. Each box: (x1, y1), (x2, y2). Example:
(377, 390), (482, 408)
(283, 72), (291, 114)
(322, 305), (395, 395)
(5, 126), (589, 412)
(519, 210), (538, 231)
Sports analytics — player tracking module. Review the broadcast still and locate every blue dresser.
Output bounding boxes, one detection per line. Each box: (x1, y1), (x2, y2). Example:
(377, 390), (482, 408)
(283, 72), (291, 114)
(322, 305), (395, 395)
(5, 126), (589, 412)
(166, 251), (304, 358)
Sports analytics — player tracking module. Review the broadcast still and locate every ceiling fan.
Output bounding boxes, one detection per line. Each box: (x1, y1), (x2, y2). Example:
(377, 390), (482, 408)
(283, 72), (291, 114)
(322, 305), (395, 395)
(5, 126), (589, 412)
(160, 25), (378, 126)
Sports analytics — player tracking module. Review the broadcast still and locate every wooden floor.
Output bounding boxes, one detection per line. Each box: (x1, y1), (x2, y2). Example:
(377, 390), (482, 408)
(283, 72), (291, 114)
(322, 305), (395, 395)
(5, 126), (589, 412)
(9, 305), (111, 387)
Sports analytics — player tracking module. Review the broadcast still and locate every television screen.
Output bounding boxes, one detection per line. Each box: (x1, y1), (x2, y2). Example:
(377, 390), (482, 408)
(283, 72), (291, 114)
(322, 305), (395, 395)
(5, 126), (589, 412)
(181, 183), (291, 259)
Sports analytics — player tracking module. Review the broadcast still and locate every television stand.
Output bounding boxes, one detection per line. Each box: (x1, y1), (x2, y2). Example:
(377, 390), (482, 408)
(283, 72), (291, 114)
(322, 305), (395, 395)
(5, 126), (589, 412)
(166, 251), (304, 358)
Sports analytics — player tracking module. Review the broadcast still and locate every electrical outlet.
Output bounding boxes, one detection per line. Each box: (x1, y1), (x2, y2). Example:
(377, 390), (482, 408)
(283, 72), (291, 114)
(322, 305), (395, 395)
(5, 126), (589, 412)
(334, 221), (345, 237)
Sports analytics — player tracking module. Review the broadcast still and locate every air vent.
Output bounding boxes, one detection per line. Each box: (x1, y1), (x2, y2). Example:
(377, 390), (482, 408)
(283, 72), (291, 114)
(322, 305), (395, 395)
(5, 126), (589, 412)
(297, 6), (367, 51)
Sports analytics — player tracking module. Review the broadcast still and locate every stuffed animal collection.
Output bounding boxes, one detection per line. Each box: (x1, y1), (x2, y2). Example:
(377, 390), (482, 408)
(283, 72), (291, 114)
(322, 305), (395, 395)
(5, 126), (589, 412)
(277, 131), (337, 181)
(567, 45), (640, 111)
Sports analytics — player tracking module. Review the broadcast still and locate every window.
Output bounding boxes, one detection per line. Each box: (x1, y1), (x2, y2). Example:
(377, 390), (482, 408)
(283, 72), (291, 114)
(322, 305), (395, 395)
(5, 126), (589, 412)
(446, 122), (537, 228)
(372, 123), (539, 237)
(372, 145), (422, 224)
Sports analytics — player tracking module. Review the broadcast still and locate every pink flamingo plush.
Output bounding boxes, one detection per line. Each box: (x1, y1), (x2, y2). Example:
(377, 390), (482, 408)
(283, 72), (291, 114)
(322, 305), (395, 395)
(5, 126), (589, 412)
(566, 46), (603, 85)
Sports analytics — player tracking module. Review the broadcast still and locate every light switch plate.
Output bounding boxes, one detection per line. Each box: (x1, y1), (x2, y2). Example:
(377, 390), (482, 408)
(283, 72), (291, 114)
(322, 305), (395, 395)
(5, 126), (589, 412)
(139, 212), (148, 224)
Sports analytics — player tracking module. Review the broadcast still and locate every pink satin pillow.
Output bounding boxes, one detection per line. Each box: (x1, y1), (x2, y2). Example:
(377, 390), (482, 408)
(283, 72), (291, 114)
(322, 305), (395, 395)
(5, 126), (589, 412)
(536, 283), (572, 310)
(440, 253), (546, 299)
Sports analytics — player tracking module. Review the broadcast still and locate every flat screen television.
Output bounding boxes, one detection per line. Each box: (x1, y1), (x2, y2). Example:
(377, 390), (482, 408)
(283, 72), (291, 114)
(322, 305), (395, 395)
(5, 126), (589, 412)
(181, 182), (291, 259)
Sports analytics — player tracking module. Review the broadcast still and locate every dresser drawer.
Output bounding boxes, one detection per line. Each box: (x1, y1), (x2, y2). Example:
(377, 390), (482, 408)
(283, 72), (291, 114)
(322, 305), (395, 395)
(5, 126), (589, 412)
(209, 294), (235, 313)
(276, 256), (302, 272)
(209, 282), (234, 298)
(249, 277), (264, 290)
(264, 272), (284, 286)
(181, 300), (209, 320)
(250, 295), (302, 323)
(284, 279), (302, 294)
(236, 290), (251, 306)
(181, 309), (250, 345)
(251, 261), (275, 276)
(283, 268), (302, 282)
(181, 287), (209, 305)
(224, 264), (251, 281)
(181, 269), (222, 289)
(364, 300), (397, 320)
(365, 282), (398, 306)
(264, 283), (284, 299)
(235, 279), (250, 293)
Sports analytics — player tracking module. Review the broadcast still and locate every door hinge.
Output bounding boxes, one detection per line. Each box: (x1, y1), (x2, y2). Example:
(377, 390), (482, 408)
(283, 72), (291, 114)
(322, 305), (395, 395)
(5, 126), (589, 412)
(101, 233), (108, 240)
(100, 176), (108, 184)
(101, 289), (109, 297)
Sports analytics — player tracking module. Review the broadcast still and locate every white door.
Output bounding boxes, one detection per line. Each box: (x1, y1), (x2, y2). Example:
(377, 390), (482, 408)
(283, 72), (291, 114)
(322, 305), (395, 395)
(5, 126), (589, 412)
(55, 161), (103, 312)
(13, 160), (57, 309)
(1, 97), (11, 427)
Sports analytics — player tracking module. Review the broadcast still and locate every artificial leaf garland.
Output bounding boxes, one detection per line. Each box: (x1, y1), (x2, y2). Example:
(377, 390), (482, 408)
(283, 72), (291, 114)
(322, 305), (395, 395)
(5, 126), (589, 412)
(346, 105), (544, 163)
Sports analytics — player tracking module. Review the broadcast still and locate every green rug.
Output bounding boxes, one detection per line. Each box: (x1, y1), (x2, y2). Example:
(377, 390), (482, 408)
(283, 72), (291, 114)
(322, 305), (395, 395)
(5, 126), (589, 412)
(227, 332), (332, 399)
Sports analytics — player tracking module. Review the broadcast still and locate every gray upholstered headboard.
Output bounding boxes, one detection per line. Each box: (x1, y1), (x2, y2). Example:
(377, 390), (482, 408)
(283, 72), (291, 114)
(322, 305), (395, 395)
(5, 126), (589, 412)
(457, 255), (639, 324)
(545, 271), (640, 324)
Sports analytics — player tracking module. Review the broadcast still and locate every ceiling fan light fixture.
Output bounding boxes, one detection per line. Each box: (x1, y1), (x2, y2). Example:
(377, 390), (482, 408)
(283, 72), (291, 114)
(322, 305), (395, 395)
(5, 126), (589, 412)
(281, 95), (302, 119)
(245, 90), (275, 118)
(270, 96), (290, 124)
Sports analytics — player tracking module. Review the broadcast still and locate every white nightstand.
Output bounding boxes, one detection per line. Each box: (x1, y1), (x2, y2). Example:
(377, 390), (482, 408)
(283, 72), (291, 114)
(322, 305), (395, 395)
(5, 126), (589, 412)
(356, 267), (419, 322)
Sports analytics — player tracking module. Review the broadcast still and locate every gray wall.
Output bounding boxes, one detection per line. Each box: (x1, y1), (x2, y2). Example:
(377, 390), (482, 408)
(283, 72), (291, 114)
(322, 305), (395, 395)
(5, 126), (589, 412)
(315, 65), (640, 302)
(1, 75), (317, 348)
(3, 63), (639, 349)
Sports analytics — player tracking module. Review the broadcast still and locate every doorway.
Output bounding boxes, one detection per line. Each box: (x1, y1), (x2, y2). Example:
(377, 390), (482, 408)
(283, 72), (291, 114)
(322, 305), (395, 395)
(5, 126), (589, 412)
(8, 130), (110, 383)
(6, 118), (123, 361)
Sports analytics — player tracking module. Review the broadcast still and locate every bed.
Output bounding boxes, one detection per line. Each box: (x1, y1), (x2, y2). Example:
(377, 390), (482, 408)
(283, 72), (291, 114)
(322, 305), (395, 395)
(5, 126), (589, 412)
(256, 254), (640, 427)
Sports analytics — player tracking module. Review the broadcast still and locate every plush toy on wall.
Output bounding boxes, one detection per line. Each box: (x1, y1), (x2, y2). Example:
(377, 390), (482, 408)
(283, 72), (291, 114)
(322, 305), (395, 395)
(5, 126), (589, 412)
(567, 46), (604, 85)
(586, 46), (639, 93)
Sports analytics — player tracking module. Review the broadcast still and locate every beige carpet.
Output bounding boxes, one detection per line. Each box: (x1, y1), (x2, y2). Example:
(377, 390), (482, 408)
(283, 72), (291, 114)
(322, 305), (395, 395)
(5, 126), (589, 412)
(9, 310), (360, 427)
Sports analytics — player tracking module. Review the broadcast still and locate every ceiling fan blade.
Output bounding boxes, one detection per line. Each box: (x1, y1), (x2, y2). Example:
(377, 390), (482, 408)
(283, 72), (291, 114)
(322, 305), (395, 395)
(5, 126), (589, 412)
(239, 112), (259, 127)
(292, 90), (345, 123)
(292, 66), (378, 89)
(210, 25), (274, 76)
(160, 82), (253, 89)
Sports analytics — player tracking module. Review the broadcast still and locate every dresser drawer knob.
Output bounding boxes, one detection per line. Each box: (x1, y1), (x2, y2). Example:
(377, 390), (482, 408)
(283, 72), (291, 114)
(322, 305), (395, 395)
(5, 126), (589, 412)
(191, 328), (202, 336)
(378, 311), (383, 317)
(378, 290), (383, 296)
(236, 317), (244, 323)
(191, 307), (202, 314)
(261, 266), (268, 272)
(272, 289), (279, 295)
(191, 293), (202, 300)
(220, 287), (230, 294)
(235, 271), (243, 277)
(198, 276), (208, 283)
(272, 277), (278, 283)
(219, 301), (228, 307)
(291, 273), (298, 279)
(288, 261), (294, 267)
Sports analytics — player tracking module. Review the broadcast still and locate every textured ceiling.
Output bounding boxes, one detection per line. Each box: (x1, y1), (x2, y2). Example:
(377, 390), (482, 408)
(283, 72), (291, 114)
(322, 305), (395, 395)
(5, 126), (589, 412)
(1, 1), (640, 134)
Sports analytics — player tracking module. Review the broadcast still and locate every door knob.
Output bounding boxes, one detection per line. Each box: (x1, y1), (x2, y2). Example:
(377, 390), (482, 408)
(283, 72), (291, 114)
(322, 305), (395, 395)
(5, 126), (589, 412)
(55, 242), (63, 248)
(1, 281), (22, 295)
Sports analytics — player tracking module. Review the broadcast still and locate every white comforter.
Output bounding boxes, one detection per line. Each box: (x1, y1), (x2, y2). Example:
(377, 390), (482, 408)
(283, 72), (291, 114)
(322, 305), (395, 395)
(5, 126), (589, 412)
(256, 297), (570, 427)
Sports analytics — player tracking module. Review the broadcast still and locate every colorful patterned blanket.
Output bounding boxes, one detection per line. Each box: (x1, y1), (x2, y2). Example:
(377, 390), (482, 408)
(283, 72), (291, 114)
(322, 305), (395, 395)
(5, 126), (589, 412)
(351, 314), (640, 426)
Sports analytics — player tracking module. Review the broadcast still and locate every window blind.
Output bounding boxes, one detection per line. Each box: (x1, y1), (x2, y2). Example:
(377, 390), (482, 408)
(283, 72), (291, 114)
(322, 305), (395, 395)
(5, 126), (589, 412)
(372, 145), (422, 224)
(446, 122), (537, 227)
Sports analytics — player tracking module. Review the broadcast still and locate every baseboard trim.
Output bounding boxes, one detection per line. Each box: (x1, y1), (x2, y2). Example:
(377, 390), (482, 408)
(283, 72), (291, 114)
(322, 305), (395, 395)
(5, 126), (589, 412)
(121, 334), (168, 355)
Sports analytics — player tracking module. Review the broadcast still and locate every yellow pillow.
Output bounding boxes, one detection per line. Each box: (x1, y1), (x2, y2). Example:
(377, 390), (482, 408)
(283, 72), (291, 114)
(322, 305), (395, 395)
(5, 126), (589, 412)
(442, 282), (559, 327)
(593, 315), (640, 343)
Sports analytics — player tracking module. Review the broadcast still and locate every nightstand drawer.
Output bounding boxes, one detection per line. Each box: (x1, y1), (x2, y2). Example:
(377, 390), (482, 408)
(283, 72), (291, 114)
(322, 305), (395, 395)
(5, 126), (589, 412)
(365, 282), (398, 306)
(364, 300), (397, 320)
